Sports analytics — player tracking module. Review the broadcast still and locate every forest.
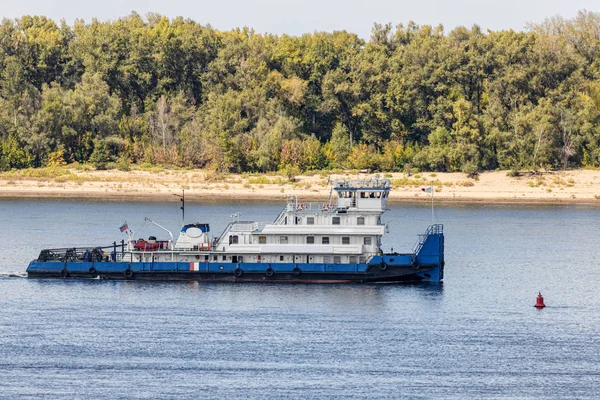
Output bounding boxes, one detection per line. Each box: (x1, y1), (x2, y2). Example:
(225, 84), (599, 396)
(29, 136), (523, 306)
(1, 10), (600, 174)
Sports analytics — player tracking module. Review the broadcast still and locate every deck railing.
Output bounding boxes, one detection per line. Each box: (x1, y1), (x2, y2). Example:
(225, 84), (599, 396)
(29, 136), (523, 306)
(413, 224), (444, 254)
(37, 242), (128, 262)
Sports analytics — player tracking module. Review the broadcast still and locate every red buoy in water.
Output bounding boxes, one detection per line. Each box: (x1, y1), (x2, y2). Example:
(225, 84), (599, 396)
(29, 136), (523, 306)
(535, 292), (546, 308)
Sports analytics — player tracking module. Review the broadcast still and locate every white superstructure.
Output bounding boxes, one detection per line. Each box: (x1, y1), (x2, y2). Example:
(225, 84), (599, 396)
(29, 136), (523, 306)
(123, 177), (391, 265)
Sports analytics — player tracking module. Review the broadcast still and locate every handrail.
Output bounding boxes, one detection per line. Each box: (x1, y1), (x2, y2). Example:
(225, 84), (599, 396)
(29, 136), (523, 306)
(413, 224), (444, 254)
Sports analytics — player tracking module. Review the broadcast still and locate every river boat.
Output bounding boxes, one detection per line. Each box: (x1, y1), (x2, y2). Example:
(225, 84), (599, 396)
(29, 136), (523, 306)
(26, 177), (445, 283)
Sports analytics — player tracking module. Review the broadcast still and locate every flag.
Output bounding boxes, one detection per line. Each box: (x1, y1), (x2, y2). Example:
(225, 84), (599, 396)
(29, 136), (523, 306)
(421, 186), (433, 194)
(119, 221), (128, 232)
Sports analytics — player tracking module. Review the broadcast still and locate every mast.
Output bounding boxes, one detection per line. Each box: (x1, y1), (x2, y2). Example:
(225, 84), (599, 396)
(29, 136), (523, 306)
(431, 184), (435, 224)
(174, 190), (185, 224)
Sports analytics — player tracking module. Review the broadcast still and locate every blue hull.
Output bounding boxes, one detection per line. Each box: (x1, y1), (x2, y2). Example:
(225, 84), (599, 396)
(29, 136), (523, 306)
(26, 260), (443, 283)
(26, 230), (445, 283)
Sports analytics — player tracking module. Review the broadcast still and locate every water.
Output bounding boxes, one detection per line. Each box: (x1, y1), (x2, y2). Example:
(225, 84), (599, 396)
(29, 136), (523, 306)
(1, 199), (599, 399)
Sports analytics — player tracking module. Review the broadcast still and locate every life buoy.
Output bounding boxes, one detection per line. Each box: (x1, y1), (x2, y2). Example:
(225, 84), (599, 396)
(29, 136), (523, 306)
(124, 268), (133, 278)
(266, 267), (274, 277)
(61, 269), (69, 278)
(293, 267), (301, 276)
(378, 262), (388, 271)
(234, 268), (243, 277)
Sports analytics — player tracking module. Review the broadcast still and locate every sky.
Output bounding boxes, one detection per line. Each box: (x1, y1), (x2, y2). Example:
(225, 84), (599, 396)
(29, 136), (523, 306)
(2, 0), (599, 38)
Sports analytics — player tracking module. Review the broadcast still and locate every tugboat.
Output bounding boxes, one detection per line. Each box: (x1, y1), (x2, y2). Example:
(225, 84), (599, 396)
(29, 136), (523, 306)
(26, 178), (445, 283)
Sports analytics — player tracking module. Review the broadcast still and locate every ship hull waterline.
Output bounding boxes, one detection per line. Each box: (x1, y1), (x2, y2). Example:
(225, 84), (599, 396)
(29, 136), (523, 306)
(26, 261), (444, 283)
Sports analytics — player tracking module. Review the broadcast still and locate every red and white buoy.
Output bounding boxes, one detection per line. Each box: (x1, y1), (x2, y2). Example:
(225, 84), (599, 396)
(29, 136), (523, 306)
(535, 292), (546, 308)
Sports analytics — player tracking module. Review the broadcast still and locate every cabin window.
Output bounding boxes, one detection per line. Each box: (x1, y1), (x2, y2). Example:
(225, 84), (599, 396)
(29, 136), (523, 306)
(333, 256), (341, 264)
(204, 255), (209, 261)
(307, 217), (315, 225)
(349, 256), (357, 263)
(375, 192), (381, 198)
(342, 237), (350, 245)
(306, 236), (315, 244)
(222, 255), (227, 261)
(213, 255), (217, 261)
(359, 256), (367, 263)
(323, 256), (331, 263)
(280, 255), (284, 261)
(259, 236), (267, 244)
(364, 237), (372, 245)
(357, 217), (365, 225)
(332, 217), (340, 225)
(229, 235), (239, 244)
(322, 237), (330, 244)
(280, 236), (288, 244)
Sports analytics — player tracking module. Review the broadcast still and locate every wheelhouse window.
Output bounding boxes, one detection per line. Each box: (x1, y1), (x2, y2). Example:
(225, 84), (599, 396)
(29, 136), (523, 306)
(306, 236), (315, 244)
(332, 216), (340, 225)
(229, 235), (239, 244)
(364, 237), (372, 245)
(357, 217), (365, 225)
(322, 237), (330, 244)
(333, 256), (341, 264)
(307, 217), (315, 225)
(259, 236), (267, 244)
(280, 236), (288, 244)
(342, 237), (350, 245)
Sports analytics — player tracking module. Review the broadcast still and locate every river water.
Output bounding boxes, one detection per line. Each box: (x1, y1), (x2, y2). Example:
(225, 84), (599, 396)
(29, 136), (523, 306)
(0, 199), (599, 399)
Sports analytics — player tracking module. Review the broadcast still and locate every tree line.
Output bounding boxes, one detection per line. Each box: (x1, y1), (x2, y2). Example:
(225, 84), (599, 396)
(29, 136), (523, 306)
(1, 11), (600, 173)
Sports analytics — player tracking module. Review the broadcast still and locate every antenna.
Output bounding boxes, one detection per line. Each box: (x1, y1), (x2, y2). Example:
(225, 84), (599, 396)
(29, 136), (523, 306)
(431, 184), (435, 224)
(173, 190), (185, 223)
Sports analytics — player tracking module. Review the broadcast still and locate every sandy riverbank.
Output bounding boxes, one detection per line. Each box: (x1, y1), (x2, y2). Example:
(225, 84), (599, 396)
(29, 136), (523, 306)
(2, 168), (600, 205)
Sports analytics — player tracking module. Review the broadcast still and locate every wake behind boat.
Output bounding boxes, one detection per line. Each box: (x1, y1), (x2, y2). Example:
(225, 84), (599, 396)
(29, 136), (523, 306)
(26, 177), (444, 283)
